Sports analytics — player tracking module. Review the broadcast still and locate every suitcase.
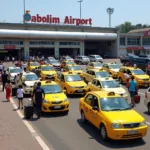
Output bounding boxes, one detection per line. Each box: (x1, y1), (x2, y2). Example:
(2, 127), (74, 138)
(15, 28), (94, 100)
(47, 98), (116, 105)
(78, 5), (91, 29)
(12, 87), (17, 96)
(24, 99), (34, 119)
(134, 95), (140, 103)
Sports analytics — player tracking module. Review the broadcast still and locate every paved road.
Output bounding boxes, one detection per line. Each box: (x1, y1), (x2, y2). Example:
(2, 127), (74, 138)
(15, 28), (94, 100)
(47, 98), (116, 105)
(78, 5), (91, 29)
(5, 60), (150, 150)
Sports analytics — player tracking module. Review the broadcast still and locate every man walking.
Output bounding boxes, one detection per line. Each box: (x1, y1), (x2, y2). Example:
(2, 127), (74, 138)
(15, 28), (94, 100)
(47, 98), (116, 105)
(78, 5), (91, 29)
(1, 70), (8, 91)
(129, 76), (137, 107)
(15, 72), (26, 88)
(32, 82), (45, 119)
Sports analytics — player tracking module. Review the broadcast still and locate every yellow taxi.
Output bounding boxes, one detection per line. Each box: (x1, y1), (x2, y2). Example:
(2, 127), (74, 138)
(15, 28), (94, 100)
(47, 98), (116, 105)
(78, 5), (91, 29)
(55, 72), (89, 95)
(103, 63), (121, 79)
(88, 77), (128, 99)
(79, 91), (148, 141)
(82, 69), (111, 83)
(33, 80), (69, 113)
(40, 65), (57, 80)
(27, 62), (40, 71)
(61, 60), (76, 69)
(86, 62), (103, 70)
(64, 64), (83, 77)
(118, 66), (150, 86)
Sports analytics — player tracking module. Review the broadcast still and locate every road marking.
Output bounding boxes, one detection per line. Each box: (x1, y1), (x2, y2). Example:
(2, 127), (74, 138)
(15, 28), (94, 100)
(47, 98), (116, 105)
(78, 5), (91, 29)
(146, 122), (150, 125)
(138, 92), (145, 95)
(1, 85), (51, 150)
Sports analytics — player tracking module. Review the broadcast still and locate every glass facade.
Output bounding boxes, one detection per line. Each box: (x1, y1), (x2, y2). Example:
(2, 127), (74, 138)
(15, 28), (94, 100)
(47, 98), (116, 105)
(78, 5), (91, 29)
(0, 40), (23, 45)
(143, 38), (150, 45)
(59, 42), (80, 46)
(127, 38), (140, 45)
(120, 37), (125, 45)
(29, 41), (54, 45)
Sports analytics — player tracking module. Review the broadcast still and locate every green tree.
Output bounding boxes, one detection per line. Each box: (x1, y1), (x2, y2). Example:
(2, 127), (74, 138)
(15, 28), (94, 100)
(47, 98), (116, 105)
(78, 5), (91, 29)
(119, 22), (135, 33)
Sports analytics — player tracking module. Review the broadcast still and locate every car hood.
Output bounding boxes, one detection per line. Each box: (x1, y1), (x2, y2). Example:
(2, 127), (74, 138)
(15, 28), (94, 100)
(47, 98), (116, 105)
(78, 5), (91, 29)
(52, 63), (60, 66)
(67, 81), (87, 87)
(25, 80), (39, 86)
(103, 87), (126, 94)
(103, 110), (144, 123)
(10, 73), (19, 77)
(41, 71), (56, 75)
(134, 74), (149, 79)
(111, 69), (119, 72)
(44, 93), (67, 102)
(94, 66), (102, 69)
(71, 70), (83, 73)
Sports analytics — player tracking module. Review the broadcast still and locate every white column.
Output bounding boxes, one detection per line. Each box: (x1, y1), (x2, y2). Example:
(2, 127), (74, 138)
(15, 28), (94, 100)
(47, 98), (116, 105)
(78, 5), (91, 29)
(80, 41), (85, 55)
(125, 35), (128, 46)
(55, 41), (59, 58)
(24, 40), (29, 58)
(140, 36), (143, 46)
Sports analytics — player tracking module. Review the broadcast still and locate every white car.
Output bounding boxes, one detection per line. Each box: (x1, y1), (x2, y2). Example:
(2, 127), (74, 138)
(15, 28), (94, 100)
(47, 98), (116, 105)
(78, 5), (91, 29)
(89, 55), (103, 63)
(7, 67), (22, 83)
(60, 56), (74, 61)
(144, 88), (150, 114)
(23, 72), (40, 95)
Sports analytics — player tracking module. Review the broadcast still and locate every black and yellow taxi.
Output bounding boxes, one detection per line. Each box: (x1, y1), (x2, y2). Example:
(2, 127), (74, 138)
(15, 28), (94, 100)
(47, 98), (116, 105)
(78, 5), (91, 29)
(40, 64), (57, 80)
(82, 69), (110, 83)
(118, 66), (150, 86)
(86, 62), (103, 70)
(60, 60), (76, 69)
(55, 72), (89, 95)
(33, 80), (69, 113)
(79, 91), (148, 141)
(27, 61), (40, 71)
(103, 63), (121, 79)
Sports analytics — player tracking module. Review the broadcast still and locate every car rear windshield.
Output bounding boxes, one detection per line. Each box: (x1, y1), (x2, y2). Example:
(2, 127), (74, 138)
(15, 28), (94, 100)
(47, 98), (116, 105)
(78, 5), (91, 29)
(10, 68), (22, 73)
(109, 64), (120, 69)
(68, 66), (81, 71)
(25, 74), (39, 81)
(30, 62), (39, 66)
(100, 97), (131, 111)
(95, 72), (109, 78)
(131, 69), (145, 75)
(41, 66), (55, 71)
(65, 75), (82, 82)
(94, 63), (102, 67)
(101, 80), (120, 88)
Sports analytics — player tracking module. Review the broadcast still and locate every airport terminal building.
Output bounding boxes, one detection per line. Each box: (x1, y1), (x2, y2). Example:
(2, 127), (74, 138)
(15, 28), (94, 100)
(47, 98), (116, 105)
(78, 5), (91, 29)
(0, 12), (119, 60)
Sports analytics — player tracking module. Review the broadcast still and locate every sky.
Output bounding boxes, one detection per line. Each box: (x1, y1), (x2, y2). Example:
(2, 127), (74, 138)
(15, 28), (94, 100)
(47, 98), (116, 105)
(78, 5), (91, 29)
(0, 0), (150, 27)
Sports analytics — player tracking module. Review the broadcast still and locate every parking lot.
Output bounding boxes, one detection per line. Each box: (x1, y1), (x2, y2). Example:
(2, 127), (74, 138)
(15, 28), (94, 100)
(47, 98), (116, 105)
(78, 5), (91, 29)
(4, 59), (150, 150)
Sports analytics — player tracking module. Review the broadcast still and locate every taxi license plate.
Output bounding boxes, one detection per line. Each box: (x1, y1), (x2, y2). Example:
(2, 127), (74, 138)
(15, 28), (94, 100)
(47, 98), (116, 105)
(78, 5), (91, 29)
(78, 90), (83, 92)
(127, 130), (138, 135)
(54, 106), (61, 109)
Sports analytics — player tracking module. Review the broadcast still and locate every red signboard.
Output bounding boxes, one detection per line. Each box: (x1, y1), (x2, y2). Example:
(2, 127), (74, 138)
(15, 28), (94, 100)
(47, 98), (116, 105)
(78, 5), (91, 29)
(4, 45), (16, 49)
(127, 46), (144, 51)
(145, 31), (150, 37)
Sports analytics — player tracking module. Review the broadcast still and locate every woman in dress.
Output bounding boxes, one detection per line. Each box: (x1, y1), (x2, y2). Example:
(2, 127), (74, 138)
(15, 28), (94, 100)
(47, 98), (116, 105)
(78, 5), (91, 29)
(5, 80), (12, 102)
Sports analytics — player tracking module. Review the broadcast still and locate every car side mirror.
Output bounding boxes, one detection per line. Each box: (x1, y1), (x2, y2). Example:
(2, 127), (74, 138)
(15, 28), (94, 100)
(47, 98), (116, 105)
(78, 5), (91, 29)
(92, 106), (99, 111)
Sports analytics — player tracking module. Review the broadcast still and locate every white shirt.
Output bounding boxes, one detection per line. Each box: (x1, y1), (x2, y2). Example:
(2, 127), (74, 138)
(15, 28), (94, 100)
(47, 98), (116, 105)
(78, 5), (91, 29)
(22, 63), (27, 69)
(124, 73), (130, 79)
(17, 88), (24, 98)
(0, 64), (3, 70)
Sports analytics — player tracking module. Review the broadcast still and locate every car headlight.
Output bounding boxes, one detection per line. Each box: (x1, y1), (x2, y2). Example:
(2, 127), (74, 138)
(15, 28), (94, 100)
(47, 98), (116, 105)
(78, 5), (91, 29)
(64, 98), (68, 102)
(141, 121), (147, 126)
(43, 100), (49, 104)
(111, 123), (122, 129)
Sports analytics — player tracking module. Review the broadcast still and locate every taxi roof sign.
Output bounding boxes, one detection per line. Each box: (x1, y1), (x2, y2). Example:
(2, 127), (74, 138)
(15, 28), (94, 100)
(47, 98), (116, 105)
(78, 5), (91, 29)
(107, 91), (115, 96)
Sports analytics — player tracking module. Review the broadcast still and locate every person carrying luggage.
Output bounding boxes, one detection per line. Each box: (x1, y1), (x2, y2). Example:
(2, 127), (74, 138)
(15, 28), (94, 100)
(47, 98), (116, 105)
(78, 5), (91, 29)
(32, 82), (45, 119)
(17, 85), (24, 109)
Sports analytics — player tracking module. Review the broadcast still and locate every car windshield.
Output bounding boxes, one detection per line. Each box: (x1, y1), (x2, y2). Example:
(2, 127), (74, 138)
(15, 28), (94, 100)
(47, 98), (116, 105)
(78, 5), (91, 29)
(68, 66), (81, 71)
(66, 61), (75, 65)
(65, 75), (82, 82)
(100, 97), (131, 111)
(50, 60), (59, 63)
(30, 62), (39, 66)
(25, 74), (39, 81)
(66, 56), (72, 59)
(10, 68), (22, 73)
(96, 55), (101, 58)
(109, 64), (120, 69)
(41, 85), (62, 94)
(101, 80), (120, 88)
(131, 69), (145, 75)
(94, 63), (102, 67)
(48, 57), (55, 60)
(41, 66), (55, 71)
(95, 72), (109, 78)
(82, 56), (89, 59)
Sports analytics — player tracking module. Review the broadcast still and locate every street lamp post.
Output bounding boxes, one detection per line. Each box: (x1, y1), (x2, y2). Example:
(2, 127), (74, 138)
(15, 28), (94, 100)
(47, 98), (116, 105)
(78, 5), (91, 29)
(78, 0), (83, 20)
(107, 7), (114, 28)
(23, 0), (26, 23)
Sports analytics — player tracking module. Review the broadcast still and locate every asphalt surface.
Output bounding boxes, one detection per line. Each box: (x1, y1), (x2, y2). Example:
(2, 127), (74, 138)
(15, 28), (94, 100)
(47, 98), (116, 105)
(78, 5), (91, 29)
(4, 60), (150, 150)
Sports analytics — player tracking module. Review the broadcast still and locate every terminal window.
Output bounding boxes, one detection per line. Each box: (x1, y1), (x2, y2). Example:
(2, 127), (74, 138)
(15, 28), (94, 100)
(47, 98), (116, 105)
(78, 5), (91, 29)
(127, 38), (140, 45)
(120, 37), (125, 45)
(0, 40), (23, 45)
(143, 38), (150, 45)
(29, 41), (54, 45)
(59, 42), (80, 46)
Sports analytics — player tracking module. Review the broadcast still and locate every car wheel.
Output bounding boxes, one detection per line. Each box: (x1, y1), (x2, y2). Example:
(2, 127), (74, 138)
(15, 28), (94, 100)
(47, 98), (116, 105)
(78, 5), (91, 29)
(100, 124), (108, 141)
(119, 77), (123, 84)
(148, 103), (150, 114)
(81, 111), (87, 123)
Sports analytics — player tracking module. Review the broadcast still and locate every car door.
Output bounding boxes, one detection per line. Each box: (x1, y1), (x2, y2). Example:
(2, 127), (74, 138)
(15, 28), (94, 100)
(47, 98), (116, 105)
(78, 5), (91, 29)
(90, 95), (101, 127)
(83, 94), (94, 123)
(55, 73), (64, 88)
(89, 79), (98, 91)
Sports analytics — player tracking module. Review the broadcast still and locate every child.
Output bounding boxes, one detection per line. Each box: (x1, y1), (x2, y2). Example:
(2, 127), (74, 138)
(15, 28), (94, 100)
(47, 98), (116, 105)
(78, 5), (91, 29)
(5, 80), (12, 101)
(17, 85), (24, 109)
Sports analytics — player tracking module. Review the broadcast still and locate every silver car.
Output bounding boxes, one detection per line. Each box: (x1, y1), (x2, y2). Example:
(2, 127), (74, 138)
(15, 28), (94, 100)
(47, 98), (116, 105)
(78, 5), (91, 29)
(48, 59), (61, 70)
(89, 55), (103, 63)
(74, 56), (90, 65)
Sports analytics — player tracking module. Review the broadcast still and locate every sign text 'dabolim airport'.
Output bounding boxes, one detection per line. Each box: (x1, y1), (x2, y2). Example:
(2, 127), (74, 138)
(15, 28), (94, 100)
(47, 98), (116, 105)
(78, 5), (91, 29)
(24, 10), (92, 26)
